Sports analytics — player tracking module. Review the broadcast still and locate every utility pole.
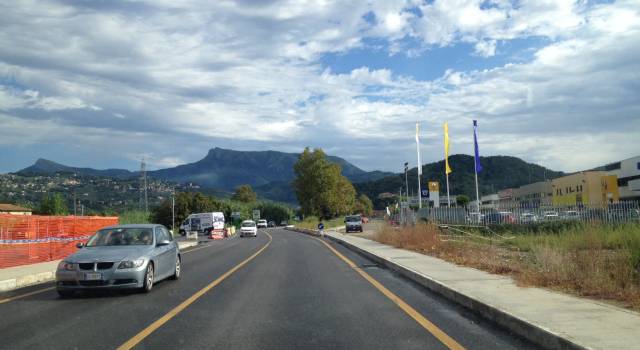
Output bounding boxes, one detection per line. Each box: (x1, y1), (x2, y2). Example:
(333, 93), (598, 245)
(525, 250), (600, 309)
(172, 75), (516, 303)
(139, 157), (148, 213)
(404, 162), (409, 201)
(171, 188), (175, 232)
(73, 191), (77, 216)
(415, 122), (423, 209)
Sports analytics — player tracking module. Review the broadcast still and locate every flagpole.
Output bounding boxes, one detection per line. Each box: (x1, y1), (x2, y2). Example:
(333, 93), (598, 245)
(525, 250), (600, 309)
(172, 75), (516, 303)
(444, 122), (451, 207)
(446, 173), (451, 206)
(473, 120), (481, 213)
(415, 122), (422, 209)
(474, 156), (480, 212)
(417, 168), (422, 209)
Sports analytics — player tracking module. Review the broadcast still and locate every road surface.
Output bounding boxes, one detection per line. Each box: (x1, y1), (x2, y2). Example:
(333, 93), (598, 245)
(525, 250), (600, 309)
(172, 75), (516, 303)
(0, 228), (535, 349)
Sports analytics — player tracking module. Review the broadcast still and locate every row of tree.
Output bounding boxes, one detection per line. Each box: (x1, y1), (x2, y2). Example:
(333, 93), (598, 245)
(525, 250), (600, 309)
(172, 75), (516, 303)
(151, 191), (293, 228)
(293, 147), (372, 219)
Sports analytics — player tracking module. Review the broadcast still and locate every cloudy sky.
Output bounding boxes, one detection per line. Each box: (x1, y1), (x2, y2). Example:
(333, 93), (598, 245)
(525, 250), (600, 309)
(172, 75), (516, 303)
(1, 0), (639, 174)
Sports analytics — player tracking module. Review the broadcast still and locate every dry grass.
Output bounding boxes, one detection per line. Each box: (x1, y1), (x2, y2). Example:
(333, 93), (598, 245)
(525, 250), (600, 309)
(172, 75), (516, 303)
(373, 223), (640, 311)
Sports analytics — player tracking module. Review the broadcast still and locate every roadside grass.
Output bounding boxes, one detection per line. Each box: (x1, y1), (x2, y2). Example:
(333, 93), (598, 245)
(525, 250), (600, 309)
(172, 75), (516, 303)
(373, 222), (640, 311)
(296, 216), (344, 230)
(118, 210), (151, 224)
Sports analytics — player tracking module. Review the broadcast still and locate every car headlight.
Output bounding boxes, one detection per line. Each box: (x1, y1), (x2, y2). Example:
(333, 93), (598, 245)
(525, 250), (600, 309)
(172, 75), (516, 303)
(118, 259), (145, 269)
(58, 261), (77, 271)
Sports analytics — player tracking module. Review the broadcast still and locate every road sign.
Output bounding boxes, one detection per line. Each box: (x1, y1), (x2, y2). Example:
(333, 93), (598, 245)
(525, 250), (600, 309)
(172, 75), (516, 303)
(318, 223), (324, 230)
(231, 211), (241, 220)
(252, 209), (260, 220)
(421, 188), (429, 198)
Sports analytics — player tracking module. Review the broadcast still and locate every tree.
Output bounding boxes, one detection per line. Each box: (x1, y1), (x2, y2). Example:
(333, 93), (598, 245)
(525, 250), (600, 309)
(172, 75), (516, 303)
(354, 194), (373, 217)
(456, 194), (471, 208)
(231, 184), (257, 203)
(256, 202), (293, 224)
(38, 193), (68, 215)
(151, 192), (227, 228)
(293, 147), (356, 219)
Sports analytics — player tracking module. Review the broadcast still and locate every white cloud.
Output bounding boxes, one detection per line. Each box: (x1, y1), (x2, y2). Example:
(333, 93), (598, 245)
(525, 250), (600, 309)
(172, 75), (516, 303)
(474, 39), (497, 57)
(0, 0), (638, 173)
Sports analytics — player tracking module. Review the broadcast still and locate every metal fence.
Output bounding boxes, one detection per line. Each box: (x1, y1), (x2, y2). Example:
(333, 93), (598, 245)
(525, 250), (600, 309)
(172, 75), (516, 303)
(414, 201), (640, 226)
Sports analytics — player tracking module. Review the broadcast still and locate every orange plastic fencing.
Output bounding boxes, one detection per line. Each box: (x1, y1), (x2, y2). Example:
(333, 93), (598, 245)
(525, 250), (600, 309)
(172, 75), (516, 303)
(0, 215), (119, 269)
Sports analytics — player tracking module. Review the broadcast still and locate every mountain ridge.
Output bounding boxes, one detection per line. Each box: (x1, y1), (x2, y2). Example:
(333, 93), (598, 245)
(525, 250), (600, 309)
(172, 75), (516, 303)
(354, 154), (565, 208)
(17, 147), (394, 192)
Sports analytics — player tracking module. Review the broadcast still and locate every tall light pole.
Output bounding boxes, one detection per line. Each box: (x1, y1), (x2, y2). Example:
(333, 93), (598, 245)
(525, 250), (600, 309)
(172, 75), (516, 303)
(415, 122), (423, 209)
(171, 189), (175, 232)
(404, 162), (409, 201)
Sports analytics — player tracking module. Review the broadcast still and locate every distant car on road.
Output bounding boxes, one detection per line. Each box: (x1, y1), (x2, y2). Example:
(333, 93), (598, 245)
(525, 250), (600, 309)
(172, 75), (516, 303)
(344, 215), (363, 233)
(543, 211), (559, 220)
(520, 212), (538, 223)
(280, 220), (288, 226)
(240, 220), (258, 238)
(561, 210), (581, 220)
(267, 221), (276, 228)
(55, 224), (181, 297)
(498, 211), (517, 224)
(179, 212), (225, 235)
(257, 219), (268, 228)
(466, 212), (484, 225)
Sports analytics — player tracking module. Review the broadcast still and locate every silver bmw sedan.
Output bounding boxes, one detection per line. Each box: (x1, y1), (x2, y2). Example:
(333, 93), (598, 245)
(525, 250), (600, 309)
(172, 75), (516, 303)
(55, 224), (181, 297)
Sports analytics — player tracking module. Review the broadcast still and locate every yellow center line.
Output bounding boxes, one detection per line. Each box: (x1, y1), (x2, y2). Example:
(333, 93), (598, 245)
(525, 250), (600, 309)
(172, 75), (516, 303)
(0, 286), (56, 304)
(314, 236), (466, 350)
(117, 231), (272, 350)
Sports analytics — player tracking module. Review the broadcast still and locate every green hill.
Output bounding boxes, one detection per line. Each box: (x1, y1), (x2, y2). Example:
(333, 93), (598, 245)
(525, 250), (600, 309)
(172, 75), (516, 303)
(354, 154), (564, 209)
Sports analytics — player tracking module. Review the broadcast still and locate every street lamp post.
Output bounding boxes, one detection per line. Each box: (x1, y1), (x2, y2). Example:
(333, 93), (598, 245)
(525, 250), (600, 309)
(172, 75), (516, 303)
(404, 162), (409, 200)
(171, 189), (175, 233)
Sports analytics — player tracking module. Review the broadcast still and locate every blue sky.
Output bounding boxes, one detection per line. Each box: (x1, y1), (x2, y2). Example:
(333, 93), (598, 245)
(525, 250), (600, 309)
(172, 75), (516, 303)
(0, 0), (639, 175)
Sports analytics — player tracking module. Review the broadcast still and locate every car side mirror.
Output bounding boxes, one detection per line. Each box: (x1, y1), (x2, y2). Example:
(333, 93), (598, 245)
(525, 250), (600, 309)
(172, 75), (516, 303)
(156, 240), (170, 247)
(76, 242), (84, 249)
(169, 230), (174, 236)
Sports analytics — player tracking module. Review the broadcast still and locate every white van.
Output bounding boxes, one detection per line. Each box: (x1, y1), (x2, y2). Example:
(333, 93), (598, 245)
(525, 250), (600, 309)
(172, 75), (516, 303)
(179, 212), (225, 235)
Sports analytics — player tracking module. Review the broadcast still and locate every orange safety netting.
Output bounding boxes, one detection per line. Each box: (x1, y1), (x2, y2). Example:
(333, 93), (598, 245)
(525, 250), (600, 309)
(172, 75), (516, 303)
(0, 215), (119, 269)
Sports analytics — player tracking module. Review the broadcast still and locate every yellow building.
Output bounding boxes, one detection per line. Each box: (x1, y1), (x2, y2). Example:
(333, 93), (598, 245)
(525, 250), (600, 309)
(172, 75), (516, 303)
(551, 171), (619, 206)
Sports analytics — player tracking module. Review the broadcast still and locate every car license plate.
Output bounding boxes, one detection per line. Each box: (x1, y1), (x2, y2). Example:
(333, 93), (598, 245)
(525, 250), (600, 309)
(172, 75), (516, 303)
(84, 272), (102, 280)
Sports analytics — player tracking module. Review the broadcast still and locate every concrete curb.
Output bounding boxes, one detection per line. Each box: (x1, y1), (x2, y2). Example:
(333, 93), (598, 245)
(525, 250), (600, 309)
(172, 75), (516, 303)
(177, 240), (198, 250)
(286, 226), (586, 350)
(0, 269), (57, 292)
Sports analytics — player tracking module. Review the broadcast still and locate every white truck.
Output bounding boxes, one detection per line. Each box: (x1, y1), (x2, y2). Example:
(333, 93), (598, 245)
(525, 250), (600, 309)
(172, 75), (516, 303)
(179, 212), (225, 235)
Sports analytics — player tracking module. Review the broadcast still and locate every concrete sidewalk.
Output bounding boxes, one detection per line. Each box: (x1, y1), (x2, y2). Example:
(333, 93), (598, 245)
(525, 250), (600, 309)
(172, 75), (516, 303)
(317, 228), (640, 350)
(0, 239), (199, 292)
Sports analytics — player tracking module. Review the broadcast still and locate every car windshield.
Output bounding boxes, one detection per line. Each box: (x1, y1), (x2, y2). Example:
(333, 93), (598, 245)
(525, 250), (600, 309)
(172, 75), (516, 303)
(86, 228), (153, 246)
(242, 222), (255, 227)
(346, 216), (361, 222)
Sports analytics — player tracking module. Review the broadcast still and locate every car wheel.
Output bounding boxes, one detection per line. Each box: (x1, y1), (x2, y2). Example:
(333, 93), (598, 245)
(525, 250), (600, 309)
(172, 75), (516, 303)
(57, 289), (74, 298)
(142, 263), (154, 293)
(170, 256), (181, 280)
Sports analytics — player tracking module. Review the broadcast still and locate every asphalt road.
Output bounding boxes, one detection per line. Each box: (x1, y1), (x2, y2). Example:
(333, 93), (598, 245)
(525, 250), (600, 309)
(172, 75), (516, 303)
(0, 228), (535, 350)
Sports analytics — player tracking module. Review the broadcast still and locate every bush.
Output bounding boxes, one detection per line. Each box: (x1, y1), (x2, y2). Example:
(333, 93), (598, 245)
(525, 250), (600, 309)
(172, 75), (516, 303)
(119, 210), (151, 224)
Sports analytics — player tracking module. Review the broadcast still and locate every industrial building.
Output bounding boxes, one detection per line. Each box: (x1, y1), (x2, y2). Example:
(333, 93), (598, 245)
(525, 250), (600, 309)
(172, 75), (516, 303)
(602, 156), (640, 201)
(513, 181), (553, 208)
(551, 171), (619, 206)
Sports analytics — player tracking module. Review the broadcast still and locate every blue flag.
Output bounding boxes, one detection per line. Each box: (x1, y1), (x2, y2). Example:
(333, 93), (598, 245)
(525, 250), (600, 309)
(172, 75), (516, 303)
(473, 120), (482, 173)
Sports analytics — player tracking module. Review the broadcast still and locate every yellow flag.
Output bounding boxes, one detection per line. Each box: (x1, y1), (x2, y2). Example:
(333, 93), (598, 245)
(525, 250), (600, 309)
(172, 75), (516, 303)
(444, 122), (452, 174)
